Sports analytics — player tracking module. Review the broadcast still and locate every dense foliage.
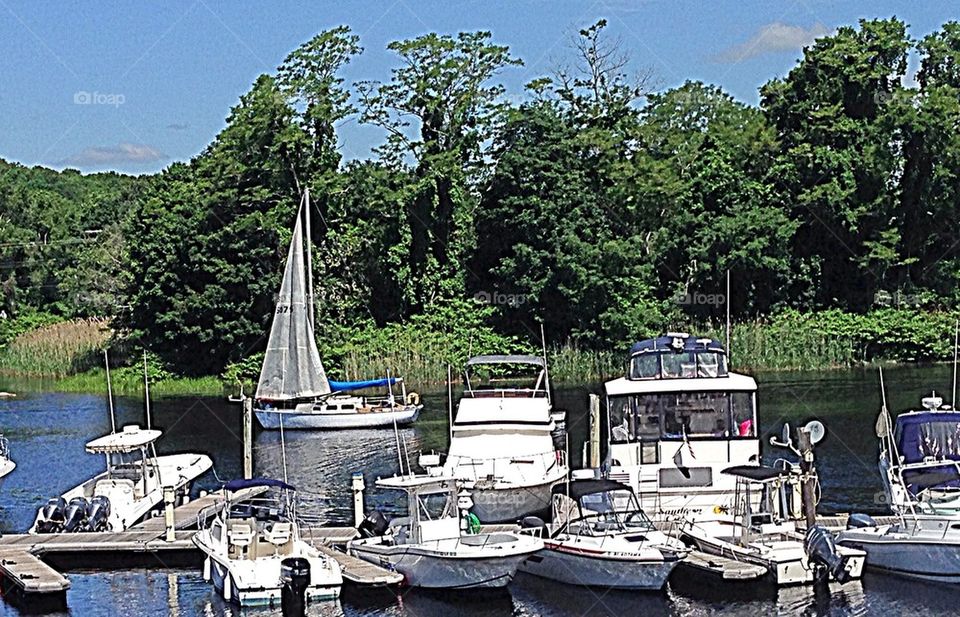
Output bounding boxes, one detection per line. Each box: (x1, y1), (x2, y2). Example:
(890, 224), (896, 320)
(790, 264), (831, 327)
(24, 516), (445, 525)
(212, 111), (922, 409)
(2, 18), (959, 378)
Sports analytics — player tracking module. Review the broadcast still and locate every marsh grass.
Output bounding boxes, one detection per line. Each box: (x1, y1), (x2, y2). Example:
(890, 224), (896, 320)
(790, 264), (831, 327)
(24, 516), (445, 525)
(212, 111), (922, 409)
(0, 319), (112, 377)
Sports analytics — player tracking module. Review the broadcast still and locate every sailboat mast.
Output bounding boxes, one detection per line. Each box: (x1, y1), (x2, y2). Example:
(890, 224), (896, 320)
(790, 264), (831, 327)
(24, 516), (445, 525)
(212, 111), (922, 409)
(304, 188), (315, 331)
(104, 349), (116, 434)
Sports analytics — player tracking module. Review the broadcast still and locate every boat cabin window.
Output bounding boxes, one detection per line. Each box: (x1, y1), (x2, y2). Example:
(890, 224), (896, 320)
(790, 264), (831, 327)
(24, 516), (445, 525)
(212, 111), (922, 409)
(628, 350), (727, 380)
(608, 391), (756, 444)
(416, 492), (457, 521)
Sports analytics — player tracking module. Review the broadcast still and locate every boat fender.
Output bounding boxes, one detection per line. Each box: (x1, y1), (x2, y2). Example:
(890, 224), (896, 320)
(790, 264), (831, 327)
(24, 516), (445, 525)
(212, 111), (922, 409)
(407, 392), (420, 406)
(466, 512), (481, 534)
(846, 513), (877, 529)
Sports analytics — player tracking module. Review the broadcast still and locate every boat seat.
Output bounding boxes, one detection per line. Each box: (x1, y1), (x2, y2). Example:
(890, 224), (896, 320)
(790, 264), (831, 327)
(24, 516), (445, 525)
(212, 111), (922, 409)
(263, 522), (293, 555)
(227, 521), (255, 559)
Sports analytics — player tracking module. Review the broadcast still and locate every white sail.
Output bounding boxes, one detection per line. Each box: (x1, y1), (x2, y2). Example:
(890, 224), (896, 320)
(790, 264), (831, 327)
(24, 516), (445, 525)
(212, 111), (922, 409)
(255, 201), (330, 400)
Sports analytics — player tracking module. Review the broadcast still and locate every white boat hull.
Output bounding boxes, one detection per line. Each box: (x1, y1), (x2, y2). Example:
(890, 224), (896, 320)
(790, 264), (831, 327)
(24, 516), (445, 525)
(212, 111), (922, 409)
(519, 544), (680, 589)
(838, 528), (960, 583)
(349, 544), (528, 589)
(467, 481), (559, 523)
(256, 404), (421, 430)
(205, 553), (341, 606)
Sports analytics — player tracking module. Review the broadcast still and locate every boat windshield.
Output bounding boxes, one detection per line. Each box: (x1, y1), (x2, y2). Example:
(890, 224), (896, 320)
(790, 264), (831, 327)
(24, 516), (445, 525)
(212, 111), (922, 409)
(609, 391), (756, 443)
(629, 350), (727, 380)
(561, 489), (654, 534)
(106, 449), (147, 480)
(416, 492), (458, 521)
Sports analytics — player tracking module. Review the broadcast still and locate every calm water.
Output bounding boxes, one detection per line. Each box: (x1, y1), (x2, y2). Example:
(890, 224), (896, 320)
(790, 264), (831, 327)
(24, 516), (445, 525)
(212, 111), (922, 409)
(0, 365), (959, 616)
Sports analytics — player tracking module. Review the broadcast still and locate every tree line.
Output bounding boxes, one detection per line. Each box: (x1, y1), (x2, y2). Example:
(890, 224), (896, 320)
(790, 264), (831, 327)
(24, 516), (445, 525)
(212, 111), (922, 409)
(1, 18), (958, 376)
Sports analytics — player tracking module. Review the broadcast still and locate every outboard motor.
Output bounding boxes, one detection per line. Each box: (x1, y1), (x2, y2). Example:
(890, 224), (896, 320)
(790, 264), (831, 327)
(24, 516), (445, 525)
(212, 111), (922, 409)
(63, 497), (90, 533)
(846, 513), (877, 529)
(85, 496), (111, 532)
(357, 511), (388, 538)
(804, 524), (851, 583)
(280, 557), (310, 617)
(38, 497), (67, 533)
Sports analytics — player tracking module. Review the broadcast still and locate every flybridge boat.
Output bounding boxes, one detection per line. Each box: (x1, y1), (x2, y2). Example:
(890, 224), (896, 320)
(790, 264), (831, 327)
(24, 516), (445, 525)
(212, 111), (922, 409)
(32, 425), (212, 533)
(518, 479), (688, 590)
(681, 465), (865, 586)
(253, 189), (422, 430)
(424, 355), (568, 523)
(193, 479), (343, 606)
(877, 393), (960, 516)
(348, 474), (543, 589)
(604, 333), (760, 522)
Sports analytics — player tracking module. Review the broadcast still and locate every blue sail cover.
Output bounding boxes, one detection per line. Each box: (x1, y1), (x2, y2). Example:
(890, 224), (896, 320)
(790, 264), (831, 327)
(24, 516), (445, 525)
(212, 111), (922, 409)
(329, 378), (397, 392)
(896, 411), (960, 495)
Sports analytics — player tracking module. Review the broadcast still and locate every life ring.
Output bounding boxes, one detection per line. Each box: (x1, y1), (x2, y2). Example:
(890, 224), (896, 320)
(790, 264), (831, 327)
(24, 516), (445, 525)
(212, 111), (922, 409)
(407, 392), (420, 406)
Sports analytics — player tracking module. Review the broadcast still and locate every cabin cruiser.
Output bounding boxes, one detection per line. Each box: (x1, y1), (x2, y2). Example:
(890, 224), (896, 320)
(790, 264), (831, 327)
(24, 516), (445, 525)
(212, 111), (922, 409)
(32, 425), (212, 533)
(877, 393), (960, 516)
(253, 189), (422, 430)
(518, 479), (688, 589)
(604, 334), (759, 522)
(193, 478), (343, 606)
(0, 433), (14, 488)
(681, 465), (865, 586)
(347, 474), (543, 588)
(424, 355), (568, 522)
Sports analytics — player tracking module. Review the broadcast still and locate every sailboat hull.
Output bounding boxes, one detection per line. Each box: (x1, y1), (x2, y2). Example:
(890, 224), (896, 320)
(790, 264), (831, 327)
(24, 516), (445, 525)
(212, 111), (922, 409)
(256, 403), (422, 430)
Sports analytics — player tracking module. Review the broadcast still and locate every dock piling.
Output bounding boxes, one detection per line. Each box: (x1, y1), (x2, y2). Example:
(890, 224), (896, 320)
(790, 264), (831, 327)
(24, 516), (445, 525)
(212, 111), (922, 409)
(163, 486), (176, 542)
(351, 473), (365, 528)
(588, 394), (601, 468)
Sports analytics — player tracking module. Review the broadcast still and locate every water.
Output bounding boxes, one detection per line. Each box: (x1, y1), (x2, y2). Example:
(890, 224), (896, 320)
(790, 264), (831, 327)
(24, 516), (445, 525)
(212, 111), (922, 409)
(0, 365), (959, 616)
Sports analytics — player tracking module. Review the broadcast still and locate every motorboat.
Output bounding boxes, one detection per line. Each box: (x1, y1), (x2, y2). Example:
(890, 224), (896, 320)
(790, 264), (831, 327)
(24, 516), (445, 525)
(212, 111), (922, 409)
(518, 479), (688, 589)
(837, 512), (960, 583)
(877, 393), (960, 516)
(424, 354), (568, 522)
(32, 424), (212, 533)
(681, 465), (866, 586)
(253, 188), (422, 430)
(603, 333), (761, 523)
(347, 474), (543, 589)
(193, 478), (343, 606)
(0, 433), (14, 488)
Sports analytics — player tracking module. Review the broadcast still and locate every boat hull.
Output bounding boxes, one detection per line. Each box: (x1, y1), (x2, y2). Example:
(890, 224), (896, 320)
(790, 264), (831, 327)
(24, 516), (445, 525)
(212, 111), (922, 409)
(349, 544), (528, 589)
(467, 480), (559, 523)
(255, 404), (421, 430)
(519, 545), (679, 590)
(206, 555), (341, 606)
(838, 530), (960, 583)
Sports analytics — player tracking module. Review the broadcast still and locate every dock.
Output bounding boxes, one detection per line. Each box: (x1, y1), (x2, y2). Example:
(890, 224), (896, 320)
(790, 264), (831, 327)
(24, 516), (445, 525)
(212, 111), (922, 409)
(680, 549), (767, 581)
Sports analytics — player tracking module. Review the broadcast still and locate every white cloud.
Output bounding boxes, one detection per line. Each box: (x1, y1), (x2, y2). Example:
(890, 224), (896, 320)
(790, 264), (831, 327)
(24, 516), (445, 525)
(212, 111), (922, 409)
(61, 143), (166, 167)
(714, 22), (831, 64)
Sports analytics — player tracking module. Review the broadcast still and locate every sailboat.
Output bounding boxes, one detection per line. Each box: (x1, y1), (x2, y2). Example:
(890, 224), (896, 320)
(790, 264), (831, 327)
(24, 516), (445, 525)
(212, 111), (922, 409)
(253, 189), (422, 430)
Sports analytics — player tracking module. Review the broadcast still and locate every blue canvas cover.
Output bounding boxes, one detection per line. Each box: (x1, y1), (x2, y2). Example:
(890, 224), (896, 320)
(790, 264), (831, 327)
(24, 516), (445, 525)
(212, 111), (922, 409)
(328, 378), (397, 392)
(895, 411), (960, 494)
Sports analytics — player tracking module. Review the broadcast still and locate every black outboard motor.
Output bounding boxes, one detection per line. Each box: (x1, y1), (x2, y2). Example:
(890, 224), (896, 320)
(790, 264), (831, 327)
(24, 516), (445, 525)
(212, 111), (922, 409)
(804, 524), (851, 583)
(280, 557), (310, 617)
(38, 497), (67, 533)
(357, 511), (388, 538)
(63, 497), (90, 533)
(846, 513), (877, 529)
(85, 496), (111, 532)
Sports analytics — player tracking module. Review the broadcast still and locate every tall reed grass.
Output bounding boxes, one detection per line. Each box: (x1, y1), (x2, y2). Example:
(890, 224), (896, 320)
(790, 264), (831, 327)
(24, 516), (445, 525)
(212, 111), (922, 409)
(0, 318), (111, 377)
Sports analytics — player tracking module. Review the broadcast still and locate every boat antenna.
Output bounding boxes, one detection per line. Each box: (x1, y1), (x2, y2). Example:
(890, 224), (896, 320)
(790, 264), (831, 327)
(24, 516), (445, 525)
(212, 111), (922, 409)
(447, 364), (454, 443)
(952, 318), (958, 409)
(303, 188), (315, 331)
(143, 350), (152, 430)
(540, 322), (552, 405)
(279, 413), (289, 485)
(386, 369), (411, 473)
(725, 269), (732, 362)
(104, 349), (116, 433)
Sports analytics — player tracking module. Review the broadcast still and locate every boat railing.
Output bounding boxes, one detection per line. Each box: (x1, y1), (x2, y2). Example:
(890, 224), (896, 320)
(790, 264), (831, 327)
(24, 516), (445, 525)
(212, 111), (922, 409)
(446, 449), (566, 484)
(462, 388), (548, 399)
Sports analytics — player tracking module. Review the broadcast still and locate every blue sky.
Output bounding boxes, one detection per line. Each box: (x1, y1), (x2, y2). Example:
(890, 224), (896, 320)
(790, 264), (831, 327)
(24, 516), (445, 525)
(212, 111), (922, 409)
(0, 1), (955, 175)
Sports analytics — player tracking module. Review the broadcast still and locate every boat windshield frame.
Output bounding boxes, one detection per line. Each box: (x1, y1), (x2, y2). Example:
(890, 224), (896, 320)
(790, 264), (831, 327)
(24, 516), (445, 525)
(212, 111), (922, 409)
(462, 356), (549, 400)
(553, 488), (656, 536)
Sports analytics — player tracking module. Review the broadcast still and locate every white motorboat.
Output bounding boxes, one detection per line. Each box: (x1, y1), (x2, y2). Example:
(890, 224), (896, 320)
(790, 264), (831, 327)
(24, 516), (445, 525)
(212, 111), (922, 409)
(603, 333), (762, 523)
(426, 355), (567, 522)
(877, 392), (960, 516)
(32, 424), (212, 533)
(193, 478), (343, 606)
(681, 465), (865, 586)
(0, 434), (14, 488)
(347, 474), (543, 589)
(837, 513), (960, 583)
(253, 189), (422, 430)
(518, 479), (688, 589)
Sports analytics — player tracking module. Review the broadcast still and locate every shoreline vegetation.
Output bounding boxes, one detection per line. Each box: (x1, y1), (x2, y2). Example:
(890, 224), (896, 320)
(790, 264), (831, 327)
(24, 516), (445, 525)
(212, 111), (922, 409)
(1, 309), (956, 396)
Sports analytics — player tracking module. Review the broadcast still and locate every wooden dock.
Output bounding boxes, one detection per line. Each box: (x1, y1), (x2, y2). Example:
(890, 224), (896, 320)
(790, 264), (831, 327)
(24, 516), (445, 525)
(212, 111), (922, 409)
(315, 545), (403, 585)
(0, 548), (70, 597)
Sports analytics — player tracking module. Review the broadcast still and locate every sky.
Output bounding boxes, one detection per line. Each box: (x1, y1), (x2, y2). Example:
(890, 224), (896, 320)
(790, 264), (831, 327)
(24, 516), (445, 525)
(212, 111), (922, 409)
(0, 0), (956, 175)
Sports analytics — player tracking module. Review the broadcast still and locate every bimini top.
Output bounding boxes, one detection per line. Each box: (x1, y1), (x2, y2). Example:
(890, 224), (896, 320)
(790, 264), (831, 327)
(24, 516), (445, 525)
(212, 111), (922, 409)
(224, 478), (295, 492)
(552, 479), (632, 501)
(85, 425), (162, 453)
(465, 355), (545, 368)
(722, 465), (792, 482)
(895, 411), (960, 464)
